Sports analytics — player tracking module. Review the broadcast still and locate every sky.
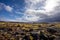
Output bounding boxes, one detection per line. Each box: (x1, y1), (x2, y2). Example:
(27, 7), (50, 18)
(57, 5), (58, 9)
(0, 0), (60, 22)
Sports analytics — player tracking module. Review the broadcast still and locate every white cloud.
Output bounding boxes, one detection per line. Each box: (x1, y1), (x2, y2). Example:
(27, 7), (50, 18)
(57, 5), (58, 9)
(24, 0), (60, 22)
(4, 6), (13, 12)
(44, 0), (60, 14)
(0, 3), (13, 12)
(25, 15), (39, 22)
(0, 0), (60, 22)
(25, 0), (45, 9)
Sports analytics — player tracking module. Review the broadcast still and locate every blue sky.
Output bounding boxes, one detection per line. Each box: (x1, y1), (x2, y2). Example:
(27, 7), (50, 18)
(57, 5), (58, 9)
(0, 0), (60, 22)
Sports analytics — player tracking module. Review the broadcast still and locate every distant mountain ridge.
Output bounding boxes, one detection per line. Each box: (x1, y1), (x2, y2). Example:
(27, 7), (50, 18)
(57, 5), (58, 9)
(0, 21), (60, 24)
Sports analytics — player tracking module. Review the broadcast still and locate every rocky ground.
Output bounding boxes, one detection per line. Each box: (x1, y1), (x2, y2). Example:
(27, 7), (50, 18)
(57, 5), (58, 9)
(0, 22), (60, 40)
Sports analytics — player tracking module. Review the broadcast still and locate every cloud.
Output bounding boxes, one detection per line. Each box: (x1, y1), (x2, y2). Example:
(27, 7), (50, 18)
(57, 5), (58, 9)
(0, 3), (13, 12)
(44, 0), (60, 12)
(0, 0), (60, 22)
(25, 15), (40, 22)
(23, 0), (60, 22)
(23, 0), (46, 22)
(4, 6), (13, 12)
